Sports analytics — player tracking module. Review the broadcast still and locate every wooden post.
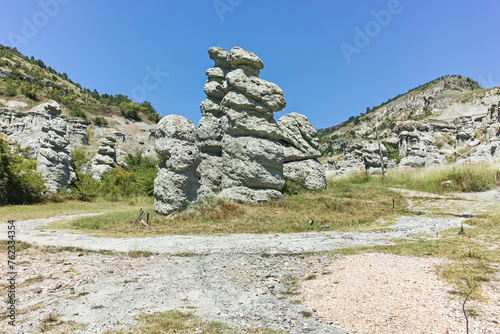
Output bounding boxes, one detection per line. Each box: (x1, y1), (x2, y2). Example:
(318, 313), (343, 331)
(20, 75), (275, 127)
(133, 209), (145, 225)
(376, 128), (386, 182)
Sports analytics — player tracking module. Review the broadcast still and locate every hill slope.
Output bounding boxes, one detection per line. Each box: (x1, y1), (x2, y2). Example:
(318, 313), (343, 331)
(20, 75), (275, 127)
(0, 44), (160, 125)
(318, 75), (484, 155)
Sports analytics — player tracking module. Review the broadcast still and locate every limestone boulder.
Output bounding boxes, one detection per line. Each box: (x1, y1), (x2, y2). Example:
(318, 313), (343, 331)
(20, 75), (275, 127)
(278, 113), (321, 162)
(208, 47), (231, 68)
(284, 159), (326, 190)
(30, 99), (62, 116)
(221, 135), (284, 191)
(229, 46), (264, 70)
(218, 187), (282, 204)
(226, 69), (286, 112)
(82, 134), (117, 180)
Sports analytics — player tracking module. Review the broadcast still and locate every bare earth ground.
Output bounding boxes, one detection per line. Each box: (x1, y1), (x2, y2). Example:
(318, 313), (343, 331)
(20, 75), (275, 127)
(0, 189), (499, 333)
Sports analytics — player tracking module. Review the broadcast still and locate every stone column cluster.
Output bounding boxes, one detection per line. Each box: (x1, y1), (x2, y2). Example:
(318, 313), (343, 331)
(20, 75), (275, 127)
(153, 46), (326, 215)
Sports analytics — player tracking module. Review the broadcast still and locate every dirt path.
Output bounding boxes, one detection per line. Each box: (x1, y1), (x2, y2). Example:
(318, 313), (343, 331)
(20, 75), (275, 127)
(0, 189), (498, 334)
(1, 214), (465, 255)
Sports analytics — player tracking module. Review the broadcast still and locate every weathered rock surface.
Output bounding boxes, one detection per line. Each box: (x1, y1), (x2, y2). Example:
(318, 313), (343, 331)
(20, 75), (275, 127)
(283, 159), (326, 189)
(197, 47), (232, 192)
(221, 135), (284, 191)
(0, 100), (90, 155)
(217, 46), (286, 202)
(82, 134), (117, 180)
(154, 115), (213, 215)
(278, 113), (326, 189)
(36, 118), (76, 192)
(30, 99), (62, 115)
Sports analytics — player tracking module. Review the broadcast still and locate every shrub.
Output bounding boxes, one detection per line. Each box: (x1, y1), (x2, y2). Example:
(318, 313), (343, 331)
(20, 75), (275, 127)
(100, 166), (135, 200)
(0, 138), (46, 205)
(282, 178), (305, 196)
(5, 81), (17, 96)
(70, 147), (89, 171)
(383, 142), (402, 164)
(92, 116), (108, 127)
(73, 173), (101, 202)
(19, 82), (39, 100)
(69, 108), (86, 119)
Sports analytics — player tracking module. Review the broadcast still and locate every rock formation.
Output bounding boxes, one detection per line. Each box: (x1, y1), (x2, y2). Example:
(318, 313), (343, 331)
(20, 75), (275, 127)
(36, 117), (76, 192)
(153, 115), (213, 215)
(82, 134), (118, 180)
(278, 113), (326, 189)
(217, 47), (286, 203)
(197, 47), (231, 192)
(0, 100), (63, 153)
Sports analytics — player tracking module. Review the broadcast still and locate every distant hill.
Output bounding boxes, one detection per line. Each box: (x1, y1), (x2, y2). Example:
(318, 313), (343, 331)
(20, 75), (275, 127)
(0, 44), (161, 125)
(318, 75), (483, 156)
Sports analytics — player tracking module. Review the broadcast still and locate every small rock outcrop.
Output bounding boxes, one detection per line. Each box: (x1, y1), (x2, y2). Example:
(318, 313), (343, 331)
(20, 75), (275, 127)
(0, 100), (62, 153)
(82, 134), (118, 180)
(154, 115), (213, 215)
(278, 113), (326, 189)
(197, 47), (231, 192)
(218, 47), (286, 203)
(36, 118), (76, 192)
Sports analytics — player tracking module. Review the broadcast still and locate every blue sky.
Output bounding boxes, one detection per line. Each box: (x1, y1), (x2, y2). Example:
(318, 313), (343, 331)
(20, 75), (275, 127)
(1, 0), (499, 129)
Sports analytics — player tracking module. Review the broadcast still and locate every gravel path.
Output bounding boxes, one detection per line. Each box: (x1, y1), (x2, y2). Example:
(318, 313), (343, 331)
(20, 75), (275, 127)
(0, 190), (496, 333)
(2, 214), (465, 255)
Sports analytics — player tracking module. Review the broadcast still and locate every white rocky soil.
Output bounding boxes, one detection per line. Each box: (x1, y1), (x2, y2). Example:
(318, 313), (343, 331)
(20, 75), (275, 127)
(1, 189), (499, 333)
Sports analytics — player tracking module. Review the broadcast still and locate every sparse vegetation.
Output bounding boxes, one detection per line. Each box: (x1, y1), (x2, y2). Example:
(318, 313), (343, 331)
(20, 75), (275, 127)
(0, 43), (161, 124)
(93, 116), (108, 127)
(332, 210), (500, 301)
(117, 310), (285, 333)
(343, 162), (500, 194)
(0, 137), (46, 205)
(54, 179), (406, 237)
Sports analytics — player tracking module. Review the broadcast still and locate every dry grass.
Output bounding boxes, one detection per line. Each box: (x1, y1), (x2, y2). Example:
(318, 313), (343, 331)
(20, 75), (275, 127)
(115, 310), (285, 334)
(44, 181), (406, 237)
(0, 197), (153, 221)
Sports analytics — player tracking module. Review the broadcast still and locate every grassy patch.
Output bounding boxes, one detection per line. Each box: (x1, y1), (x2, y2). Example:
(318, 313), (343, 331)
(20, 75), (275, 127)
(0, 197), (153, 221)
(24, 274), (46, 285)
(281, 274), (300, 296)
(379, 162), (500, 194)
(128, 250), (154, 258)
(115, 310), (285, 334)
(58, 181), (406, 237)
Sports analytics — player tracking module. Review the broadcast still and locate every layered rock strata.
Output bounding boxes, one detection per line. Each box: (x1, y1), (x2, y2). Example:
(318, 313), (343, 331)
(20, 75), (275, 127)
(278, 113), (326, 189)
(218, 47), (286, 203)
(36, 117), (76, 192)
(197, 47), (231, 192)
(82, 134), (118, 180)
(154, 115), (213, 215)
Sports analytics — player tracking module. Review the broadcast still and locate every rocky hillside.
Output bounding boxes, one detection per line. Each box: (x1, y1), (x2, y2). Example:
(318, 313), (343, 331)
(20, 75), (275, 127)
(0, 44), (160, 160)
(319, 75), (500, 176)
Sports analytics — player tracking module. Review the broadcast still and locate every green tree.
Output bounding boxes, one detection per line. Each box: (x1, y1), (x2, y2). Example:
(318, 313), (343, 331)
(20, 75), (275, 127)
(5, 81), (18, 96)
(0, 138), (46, 205)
